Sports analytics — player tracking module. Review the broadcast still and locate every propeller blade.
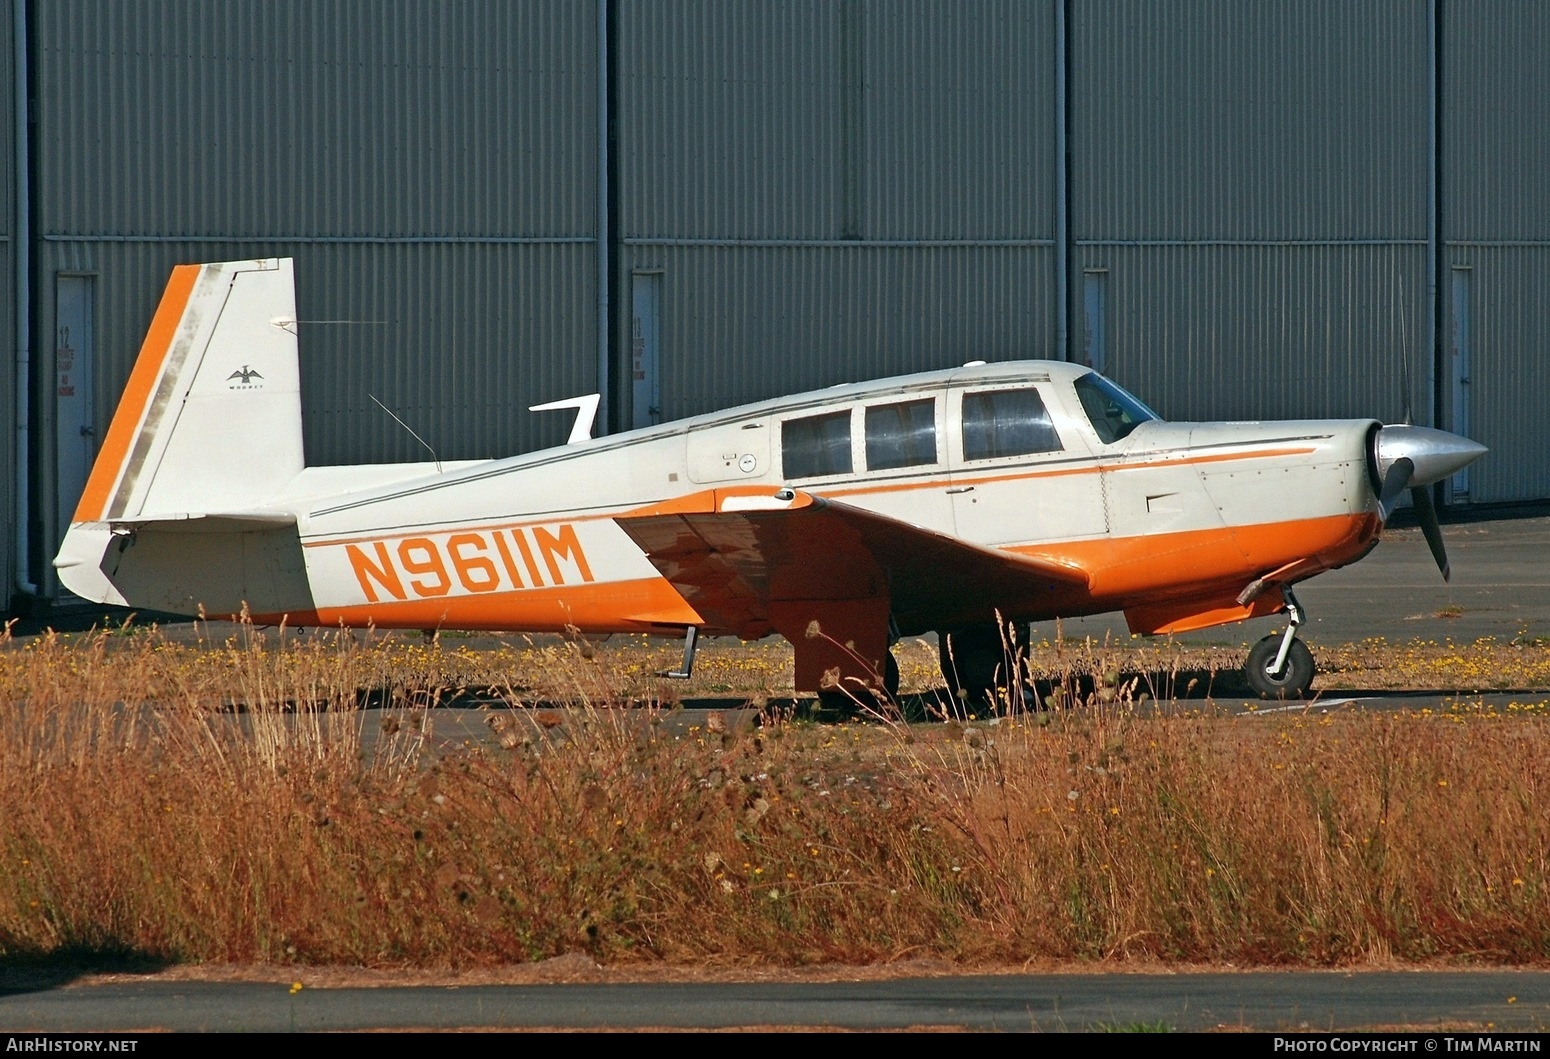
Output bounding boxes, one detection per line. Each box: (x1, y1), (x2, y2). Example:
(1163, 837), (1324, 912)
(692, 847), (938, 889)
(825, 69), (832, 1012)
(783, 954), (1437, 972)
(1410, 484), (1451, 581)
(1377, 457), (1414, 521)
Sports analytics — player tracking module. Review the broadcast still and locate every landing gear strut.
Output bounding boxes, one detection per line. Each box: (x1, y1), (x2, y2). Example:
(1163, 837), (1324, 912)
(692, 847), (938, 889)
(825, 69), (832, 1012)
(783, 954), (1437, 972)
(1244, 586), (1315, 699)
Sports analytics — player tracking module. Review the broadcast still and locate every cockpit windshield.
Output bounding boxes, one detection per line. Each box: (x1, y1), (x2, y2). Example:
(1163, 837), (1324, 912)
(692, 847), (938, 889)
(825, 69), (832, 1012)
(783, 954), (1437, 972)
(1074, 372), (1160, 444)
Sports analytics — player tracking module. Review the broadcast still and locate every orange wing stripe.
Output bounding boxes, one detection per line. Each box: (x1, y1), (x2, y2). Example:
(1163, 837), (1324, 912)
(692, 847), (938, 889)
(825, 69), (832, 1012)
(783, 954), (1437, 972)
(73, 265), (202, 522)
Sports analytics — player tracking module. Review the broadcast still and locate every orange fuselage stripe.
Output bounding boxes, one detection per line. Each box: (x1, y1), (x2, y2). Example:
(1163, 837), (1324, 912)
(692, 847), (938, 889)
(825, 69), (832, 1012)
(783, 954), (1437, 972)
(73, 264), (202, 522)
(256, 576), (705, 634)
(278, 512), (1379, 637)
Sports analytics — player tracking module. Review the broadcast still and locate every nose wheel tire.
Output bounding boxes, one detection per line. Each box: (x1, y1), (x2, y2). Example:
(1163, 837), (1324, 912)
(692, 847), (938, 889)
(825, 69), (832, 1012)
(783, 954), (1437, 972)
(1245, 635), (1315, 699)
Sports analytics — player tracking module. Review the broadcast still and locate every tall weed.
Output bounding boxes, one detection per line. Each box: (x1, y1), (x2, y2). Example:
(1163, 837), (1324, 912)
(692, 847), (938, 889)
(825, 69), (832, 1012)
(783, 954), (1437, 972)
(0, 623), (1545, 967)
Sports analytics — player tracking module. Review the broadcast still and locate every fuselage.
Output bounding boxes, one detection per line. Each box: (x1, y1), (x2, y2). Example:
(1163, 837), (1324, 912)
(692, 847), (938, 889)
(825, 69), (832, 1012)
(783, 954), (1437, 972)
(275, 360), (1383, 638)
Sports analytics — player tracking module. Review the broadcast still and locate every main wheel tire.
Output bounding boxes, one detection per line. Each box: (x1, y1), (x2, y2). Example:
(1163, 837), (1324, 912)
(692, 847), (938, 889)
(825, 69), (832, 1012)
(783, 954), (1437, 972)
(816, 690), (860, 719)
(1245, 635), (1315, 699)
(939, 624), (1029, 715)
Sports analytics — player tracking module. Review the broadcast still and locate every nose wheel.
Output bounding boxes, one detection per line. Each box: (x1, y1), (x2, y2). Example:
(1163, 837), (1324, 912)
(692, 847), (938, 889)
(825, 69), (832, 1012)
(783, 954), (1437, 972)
(1244, 587), (1316, 699)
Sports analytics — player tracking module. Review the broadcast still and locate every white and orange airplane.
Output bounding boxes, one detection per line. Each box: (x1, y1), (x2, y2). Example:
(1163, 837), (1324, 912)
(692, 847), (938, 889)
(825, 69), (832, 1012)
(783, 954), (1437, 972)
(56, 258), (1486, 702)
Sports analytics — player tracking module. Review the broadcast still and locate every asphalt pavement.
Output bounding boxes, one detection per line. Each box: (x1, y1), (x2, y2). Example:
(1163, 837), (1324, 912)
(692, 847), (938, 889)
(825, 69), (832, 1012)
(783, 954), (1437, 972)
(1, 970), (1546, 1032)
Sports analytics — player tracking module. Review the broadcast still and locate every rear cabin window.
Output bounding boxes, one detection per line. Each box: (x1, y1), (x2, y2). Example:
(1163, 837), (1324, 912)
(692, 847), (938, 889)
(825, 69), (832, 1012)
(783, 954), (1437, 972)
(960, 388), (1062, 461)
(782, 410), (853, 478)
(864, 399), (937, 470)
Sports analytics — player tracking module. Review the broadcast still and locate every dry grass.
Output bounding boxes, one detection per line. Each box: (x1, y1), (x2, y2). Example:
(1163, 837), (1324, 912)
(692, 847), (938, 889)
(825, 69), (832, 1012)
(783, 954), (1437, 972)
(0, 622), (1547, 970)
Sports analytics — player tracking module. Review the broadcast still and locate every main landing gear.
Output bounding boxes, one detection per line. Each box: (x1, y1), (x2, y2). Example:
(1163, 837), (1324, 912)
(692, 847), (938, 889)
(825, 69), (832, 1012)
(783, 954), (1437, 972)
(1244, 586), (1316, 699)
(938, 622), (1031, 714)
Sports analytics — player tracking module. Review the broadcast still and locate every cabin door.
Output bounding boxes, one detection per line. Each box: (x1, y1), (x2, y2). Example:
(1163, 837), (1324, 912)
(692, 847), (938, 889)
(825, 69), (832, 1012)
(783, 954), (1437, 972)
(945, 382), (1107, 546)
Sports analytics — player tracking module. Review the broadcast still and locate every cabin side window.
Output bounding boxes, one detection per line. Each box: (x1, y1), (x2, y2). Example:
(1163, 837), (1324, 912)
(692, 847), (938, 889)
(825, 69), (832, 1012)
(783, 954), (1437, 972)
(864, 398), (937, 470)
(960, 388), (1062, 461)
(782, 409), (853, 478)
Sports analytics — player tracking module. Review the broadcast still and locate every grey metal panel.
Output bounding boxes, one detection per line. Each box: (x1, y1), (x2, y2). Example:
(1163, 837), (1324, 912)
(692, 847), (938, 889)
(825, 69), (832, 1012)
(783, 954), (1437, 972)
(1445, 4), (1550, 502)
(618, 0), (844, 239)
(1442, 248), (1550, 504)
(620, 1), (1055, 242)
(861, 0), (1055, 240)
(35, 0), (596, 238)
(37, 241), (597, 469)
(1075, 244), (1427, 426)
(1, 2), (12, 607)
(0, 0), (9, 224)
(1446, 2), (1550, 241)
(0, 238), (11, 609)
(621, 244), (1055, 421)
(1072, 0), (1429, 241)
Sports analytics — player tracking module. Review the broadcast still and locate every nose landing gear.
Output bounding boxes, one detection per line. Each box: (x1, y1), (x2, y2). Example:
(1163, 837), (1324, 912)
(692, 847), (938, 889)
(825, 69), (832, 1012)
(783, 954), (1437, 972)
(1244, 586), (1315, 699)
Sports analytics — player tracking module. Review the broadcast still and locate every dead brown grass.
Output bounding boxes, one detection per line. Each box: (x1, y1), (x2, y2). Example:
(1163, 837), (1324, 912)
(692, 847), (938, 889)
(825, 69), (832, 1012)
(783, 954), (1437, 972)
(0, 622), (1546, 970)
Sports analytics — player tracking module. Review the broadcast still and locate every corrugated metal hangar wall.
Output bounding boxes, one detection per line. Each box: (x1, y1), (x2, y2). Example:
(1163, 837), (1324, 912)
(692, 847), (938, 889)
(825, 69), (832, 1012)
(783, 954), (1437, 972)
(4, 0), (1546, 607)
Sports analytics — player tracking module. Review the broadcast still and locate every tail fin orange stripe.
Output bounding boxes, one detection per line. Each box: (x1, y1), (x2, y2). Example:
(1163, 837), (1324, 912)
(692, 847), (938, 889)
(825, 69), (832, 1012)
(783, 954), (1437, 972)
(72, 264), (201, 522)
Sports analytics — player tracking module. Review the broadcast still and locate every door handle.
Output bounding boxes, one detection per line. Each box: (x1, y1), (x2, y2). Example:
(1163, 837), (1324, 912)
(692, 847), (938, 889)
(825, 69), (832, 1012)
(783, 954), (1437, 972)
(946, 486), (974, 495)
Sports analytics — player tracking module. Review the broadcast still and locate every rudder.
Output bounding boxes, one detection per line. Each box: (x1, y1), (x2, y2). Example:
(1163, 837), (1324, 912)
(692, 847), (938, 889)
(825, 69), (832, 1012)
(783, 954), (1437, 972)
(73, 258), (304, 522)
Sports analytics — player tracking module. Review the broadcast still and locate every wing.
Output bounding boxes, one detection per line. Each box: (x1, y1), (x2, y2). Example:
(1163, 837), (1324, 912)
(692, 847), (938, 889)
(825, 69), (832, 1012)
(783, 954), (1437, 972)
(615, 487), (1089, 638)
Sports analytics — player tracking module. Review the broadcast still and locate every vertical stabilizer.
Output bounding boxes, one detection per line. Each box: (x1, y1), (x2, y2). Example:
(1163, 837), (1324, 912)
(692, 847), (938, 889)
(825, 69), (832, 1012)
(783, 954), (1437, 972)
(72, 258), (304, 522)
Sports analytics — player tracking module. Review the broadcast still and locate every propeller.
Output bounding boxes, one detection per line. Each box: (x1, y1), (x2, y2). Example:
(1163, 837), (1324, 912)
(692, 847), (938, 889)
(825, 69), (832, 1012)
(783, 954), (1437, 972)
(1373, 278), (1484, 581)
(1372, 425), (1487, 582)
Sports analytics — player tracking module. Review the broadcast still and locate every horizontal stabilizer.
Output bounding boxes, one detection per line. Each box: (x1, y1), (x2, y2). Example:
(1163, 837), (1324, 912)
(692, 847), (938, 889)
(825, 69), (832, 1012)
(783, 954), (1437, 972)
(54, 514), (312, 617)
(104, 511), (298, 535)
